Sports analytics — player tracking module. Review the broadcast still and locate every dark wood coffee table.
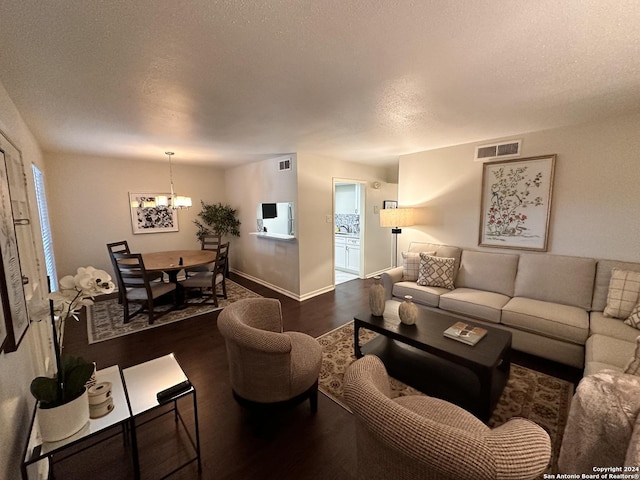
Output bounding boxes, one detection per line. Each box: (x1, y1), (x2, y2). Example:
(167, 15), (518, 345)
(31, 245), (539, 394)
(354, 305), (512, 421)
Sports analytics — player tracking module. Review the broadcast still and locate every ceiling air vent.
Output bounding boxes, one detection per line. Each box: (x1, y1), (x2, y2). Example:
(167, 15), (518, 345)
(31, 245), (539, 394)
(278, 157), (292, 171)
(474, 140), (522, 161)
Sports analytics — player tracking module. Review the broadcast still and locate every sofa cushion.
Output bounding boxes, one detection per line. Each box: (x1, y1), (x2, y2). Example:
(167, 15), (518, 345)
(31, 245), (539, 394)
(590, 311), (640, 343)
(625, 303), (640, 329)
(592, 260), (640, 312)
(585, 334), (635, 375)
(392, 281), (447, 308)
(604, 268), (640, 319)
(417, 254), (455, 289)
(455, 250), (519, 297)
(401, 251), (434, 282)
(502, 297), (589, 345)
(407, 242), (462, 281)
(624, 336), (640, 376)
(439, 288), (510, 324)
(514, 254), (595, 310)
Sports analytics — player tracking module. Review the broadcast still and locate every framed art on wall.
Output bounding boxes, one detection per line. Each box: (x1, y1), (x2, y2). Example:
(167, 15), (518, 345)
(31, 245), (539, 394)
(129, 193), (179, 234)
(383, 200), (398, 209)
(479, 154), (556, 251)
(0, 145), (30, 352)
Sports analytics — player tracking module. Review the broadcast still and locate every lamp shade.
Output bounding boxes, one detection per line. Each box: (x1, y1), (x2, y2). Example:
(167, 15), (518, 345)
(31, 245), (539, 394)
(380, 208), (415, 228)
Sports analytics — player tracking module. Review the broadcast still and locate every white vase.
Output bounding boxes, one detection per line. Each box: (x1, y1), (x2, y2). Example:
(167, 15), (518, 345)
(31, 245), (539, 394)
(369, 276), (385, 316)
(38, 389), (90, 443)
(399, 295), (418, 325)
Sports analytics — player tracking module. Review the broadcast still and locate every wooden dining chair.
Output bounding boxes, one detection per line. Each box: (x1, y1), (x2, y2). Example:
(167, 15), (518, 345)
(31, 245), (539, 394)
(106, 241), (162, 303)
(112, 253), (177, 324)
(185, 233), (222, 275)
(181, 242), (229, 306)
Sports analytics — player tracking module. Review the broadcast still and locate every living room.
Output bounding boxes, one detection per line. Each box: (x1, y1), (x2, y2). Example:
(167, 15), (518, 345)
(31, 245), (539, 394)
(2, 2), (640, 479)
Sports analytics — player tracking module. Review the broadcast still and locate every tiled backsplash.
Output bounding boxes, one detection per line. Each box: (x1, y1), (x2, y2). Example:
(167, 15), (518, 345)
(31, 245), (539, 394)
(335, 213), (360, 234)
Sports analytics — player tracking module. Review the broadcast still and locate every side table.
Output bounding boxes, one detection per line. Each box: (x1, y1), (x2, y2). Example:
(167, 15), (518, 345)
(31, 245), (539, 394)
(21, 365), (131, 480)
(122, 353), (202, 479)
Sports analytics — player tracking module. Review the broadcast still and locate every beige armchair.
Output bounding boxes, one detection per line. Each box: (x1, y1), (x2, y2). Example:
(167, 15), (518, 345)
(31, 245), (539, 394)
(217, 298), (322, 411)
(344, 355), (551, 480)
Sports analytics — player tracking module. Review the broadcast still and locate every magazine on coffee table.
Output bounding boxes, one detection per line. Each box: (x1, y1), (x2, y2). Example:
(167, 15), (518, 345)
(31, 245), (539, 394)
(443, 321), (487, 346)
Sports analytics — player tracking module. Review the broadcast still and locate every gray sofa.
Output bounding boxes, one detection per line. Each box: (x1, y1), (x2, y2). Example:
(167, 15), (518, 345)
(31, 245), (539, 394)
(381, 242), (640, 372)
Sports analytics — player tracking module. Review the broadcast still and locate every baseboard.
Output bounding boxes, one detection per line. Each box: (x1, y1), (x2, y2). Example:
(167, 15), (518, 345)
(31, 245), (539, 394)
(230, 269), (335, 302)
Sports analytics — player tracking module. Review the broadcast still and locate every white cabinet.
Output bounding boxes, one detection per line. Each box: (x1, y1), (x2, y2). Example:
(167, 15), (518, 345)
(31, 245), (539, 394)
(346, 238), (360, 272)
(335, 236), (347, 269)
(335, 236), (360, 274)
(335, 184), (360, 214)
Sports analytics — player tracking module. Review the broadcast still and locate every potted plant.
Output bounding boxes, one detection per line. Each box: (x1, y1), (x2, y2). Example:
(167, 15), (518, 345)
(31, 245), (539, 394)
(31, 266), (115, 442)
(193, 201), (241, 242)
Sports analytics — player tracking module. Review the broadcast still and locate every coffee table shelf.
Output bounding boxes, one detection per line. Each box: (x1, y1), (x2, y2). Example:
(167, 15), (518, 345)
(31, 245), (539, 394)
(354, 305), (511, 421)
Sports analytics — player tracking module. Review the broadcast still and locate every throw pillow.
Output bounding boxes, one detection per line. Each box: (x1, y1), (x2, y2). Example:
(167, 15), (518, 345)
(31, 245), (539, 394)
(417, 254), (455, 289)
(604, 268), (640, 319)
(624, 335), (640, 376)
(624, 303), (640, 330)
(401, 251), (435, 282)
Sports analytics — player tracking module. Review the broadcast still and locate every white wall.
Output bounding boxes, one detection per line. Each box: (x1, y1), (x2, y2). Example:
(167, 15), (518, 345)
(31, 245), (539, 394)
(0, 82), (47, 479)
(224, 155), (301, 296)
(45, 152), (227, 279)
(398, 113), (640, 262)
(297, 153), (397, 298)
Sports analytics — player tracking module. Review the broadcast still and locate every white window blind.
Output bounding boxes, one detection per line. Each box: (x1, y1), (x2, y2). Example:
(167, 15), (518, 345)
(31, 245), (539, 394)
(32, 165), (57, 291)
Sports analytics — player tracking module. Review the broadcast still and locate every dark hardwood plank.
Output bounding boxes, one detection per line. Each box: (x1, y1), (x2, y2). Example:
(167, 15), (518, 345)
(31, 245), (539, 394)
(55, 274), (581, 479)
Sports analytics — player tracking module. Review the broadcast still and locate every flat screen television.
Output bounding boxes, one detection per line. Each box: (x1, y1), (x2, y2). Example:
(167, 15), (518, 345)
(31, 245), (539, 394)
(261, 203), (278, 219)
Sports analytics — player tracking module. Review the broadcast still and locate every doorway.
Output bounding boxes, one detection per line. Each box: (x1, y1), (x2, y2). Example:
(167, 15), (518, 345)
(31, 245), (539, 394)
(333, 179), (366, 285)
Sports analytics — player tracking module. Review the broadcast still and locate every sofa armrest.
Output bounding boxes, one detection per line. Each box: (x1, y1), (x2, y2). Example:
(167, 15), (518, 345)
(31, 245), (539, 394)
(381, 267), (403, 300)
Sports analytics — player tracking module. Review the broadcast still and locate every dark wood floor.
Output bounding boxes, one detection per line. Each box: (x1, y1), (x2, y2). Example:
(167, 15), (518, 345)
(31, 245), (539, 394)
(55, 274), (582, 480)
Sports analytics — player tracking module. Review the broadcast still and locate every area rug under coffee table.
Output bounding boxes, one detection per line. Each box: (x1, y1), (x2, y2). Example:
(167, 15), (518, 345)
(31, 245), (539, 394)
(317, 321), (574, 475)
(87, 280), (261, 344)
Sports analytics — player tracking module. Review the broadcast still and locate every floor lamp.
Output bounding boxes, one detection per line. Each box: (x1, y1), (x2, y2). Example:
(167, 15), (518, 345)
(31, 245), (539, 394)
(380, 208), (415, 267)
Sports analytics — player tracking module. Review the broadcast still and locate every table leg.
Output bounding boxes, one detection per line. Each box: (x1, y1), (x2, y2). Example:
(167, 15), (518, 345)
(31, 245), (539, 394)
(354, 321), (363, 358)
(166, 270), (187, 310)
(129, 418), (140, 480)
(193, 390), (202, 473)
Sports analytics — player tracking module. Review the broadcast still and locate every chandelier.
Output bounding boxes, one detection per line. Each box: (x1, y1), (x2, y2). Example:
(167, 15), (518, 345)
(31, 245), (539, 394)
(156, 151), (192, 209)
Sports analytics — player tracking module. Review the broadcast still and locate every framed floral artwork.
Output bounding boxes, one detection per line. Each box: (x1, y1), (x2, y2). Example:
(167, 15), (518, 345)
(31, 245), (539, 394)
(129, 193), (179, 234)
(479, 155), (556, 251)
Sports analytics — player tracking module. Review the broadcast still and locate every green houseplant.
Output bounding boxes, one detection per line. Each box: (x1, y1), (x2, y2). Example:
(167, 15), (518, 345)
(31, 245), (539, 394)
(31, 267), (115, 441)
(194, 201), (241, 241)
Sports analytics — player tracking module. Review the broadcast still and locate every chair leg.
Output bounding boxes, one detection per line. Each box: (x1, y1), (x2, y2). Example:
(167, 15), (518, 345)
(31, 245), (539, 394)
(221, 278), (227, 299)
(147, 298), (155, 325)
(123, 299), (130, 324)
(212, 284), (219, 307)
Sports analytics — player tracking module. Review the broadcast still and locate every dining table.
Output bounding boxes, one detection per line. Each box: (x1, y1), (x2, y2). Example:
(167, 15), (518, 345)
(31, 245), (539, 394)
(141, 249), (217, 309)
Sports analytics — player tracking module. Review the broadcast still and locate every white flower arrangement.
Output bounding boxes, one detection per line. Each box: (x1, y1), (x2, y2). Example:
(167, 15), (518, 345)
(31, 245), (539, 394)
(30, 266), (116, 407)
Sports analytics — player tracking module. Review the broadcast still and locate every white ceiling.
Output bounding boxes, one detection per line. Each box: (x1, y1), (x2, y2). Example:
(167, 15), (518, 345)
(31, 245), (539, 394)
(1, 1), (639, 167)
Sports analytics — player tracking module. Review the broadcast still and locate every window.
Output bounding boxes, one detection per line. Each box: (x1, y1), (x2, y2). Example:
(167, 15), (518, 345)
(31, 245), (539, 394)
(32, 165), (57, 291)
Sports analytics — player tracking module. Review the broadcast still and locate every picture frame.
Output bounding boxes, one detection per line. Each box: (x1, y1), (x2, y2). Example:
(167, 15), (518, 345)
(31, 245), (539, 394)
(479, 154), (556, 251)
(383, 200), (398, 209)
(129, 193), (179, 234)
(0, 143), (30, 352)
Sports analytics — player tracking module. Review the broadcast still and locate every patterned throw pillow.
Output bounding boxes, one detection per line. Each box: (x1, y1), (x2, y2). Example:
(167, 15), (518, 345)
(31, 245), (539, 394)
(604, 268), (640, 319)
(625, 303), (640, 330)
(624, 335), (640, 376)
(417, 254), (455, 289)
(402, 251), (435, 282)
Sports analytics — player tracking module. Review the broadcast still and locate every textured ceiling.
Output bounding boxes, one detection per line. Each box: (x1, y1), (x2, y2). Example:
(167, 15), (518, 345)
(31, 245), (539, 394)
(1, 1), (639, 167)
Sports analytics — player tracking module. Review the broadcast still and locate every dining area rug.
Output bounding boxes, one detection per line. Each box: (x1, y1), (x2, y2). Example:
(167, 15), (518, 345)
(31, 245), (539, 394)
(316, 321), (574, 476)
(87, 280), (261, 344)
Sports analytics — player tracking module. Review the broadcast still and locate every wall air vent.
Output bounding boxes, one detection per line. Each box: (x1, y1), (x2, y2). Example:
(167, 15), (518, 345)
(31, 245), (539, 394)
(474, 139), (522, 161)
(278, 157), (292, 171)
